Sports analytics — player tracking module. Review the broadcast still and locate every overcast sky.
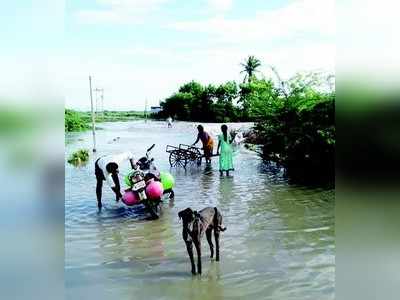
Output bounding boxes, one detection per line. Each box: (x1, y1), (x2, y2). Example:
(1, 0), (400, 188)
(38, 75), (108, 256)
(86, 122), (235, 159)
(0, 0), (335, 111)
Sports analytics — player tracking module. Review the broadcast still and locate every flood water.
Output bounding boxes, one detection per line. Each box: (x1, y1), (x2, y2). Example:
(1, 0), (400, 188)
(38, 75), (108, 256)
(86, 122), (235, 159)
(65, 120), (334, 300)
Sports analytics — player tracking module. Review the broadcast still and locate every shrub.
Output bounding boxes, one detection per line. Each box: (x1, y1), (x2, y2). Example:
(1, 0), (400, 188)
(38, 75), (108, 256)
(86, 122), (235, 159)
(67, 149), (90, 166)
(65, 109), (89, 132)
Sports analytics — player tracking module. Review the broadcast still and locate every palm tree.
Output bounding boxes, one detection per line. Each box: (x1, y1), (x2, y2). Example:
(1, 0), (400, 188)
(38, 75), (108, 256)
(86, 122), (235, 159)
(240, 55), (261, 83)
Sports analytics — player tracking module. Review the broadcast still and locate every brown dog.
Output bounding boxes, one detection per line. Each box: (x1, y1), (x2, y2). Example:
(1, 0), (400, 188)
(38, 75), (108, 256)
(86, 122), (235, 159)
(178, 207), (226, 275)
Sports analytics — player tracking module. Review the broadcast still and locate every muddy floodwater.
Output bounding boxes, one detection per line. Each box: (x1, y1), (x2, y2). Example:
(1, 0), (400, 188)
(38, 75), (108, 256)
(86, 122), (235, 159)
(65, 120), (334, 300)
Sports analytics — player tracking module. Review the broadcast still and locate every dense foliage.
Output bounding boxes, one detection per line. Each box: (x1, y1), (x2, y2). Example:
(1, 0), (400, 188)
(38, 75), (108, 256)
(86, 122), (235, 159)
(65, 109), (89, 132)
(251, 74), (335, 183)
(157, 81), (242, 122)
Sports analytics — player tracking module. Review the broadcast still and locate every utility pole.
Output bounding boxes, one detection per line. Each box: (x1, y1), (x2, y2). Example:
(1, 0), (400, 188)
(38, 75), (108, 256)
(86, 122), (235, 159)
(89, 76), (96, 152)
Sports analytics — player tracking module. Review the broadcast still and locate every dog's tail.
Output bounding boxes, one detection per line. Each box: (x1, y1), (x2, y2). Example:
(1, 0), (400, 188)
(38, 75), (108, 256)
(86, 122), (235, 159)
(214, 207), (227, 232)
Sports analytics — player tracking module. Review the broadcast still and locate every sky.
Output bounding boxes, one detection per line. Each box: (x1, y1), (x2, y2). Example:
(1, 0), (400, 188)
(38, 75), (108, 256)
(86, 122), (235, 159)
(0, 0), (335, 111)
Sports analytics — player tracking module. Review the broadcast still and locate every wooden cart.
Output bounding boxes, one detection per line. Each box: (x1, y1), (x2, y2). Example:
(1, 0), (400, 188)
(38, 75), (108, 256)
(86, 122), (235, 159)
(166, 144), (203, 168)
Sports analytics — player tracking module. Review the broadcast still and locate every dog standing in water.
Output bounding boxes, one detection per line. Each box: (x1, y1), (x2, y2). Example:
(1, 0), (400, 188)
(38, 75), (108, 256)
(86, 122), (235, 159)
(178, 207), (226, 275)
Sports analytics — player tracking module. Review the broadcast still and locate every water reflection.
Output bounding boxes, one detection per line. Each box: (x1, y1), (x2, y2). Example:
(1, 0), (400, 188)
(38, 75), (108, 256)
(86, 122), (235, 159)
(65, 121), (334, 300)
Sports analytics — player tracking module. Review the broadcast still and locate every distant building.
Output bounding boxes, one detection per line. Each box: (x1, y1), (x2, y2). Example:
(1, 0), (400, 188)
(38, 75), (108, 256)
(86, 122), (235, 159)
(150, 106), (162, 114)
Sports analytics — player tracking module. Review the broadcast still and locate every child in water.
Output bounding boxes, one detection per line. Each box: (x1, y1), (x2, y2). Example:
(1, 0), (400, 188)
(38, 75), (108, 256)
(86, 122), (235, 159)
(217, 124), (234, 176)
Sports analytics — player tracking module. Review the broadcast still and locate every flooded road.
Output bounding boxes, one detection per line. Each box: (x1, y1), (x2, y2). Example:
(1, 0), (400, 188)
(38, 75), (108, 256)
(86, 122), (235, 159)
(65, 120), (334, 300)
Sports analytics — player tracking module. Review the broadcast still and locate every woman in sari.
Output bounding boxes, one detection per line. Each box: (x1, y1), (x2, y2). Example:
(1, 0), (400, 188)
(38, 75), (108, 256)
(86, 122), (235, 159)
(192, 125), (214, 163)
(216, 124), (234, 176)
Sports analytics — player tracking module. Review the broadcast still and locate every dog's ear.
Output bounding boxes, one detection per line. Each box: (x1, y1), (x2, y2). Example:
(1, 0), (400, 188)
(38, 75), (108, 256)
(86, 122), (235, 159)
(178, 208), (192, 220)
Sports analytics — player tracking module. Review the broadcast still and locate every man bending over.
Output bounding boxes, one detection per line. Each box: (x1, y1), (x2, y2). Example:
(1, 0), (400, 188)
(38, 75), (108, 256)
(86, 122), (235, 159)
(95, 151), (137, 209)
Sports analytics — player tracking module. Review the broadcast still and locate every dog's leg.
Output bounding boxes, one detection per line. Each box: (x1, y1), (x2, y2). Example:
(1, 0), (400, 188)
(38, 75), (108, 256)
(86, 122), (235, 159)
(212, 207), (221, 261)
(206, 227), (214, 258)
(194, 239), (202, 274)
(214, 229), (220, 261)
(185, 241), (196, 275)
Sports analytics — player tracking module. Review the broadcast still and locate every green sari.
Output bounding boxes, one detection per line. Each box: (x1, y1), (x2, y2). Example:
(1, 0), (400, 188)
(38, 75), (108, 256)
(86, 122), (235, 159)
(218, 134), (234, 171)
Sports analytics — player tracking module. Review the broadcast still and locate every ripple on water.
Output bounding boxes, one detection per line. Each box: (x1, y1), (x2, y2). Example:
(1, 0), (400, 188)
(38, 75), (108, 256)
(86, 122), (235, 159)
(66, 121), (334, 300)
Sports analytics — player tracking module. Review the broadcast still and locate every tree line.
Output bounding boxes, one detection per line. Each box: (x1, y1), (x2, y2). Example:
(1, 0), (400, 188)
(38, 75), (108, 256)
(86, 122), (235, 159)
(156, 56), (262, 122)
(156, 56), (335, 183)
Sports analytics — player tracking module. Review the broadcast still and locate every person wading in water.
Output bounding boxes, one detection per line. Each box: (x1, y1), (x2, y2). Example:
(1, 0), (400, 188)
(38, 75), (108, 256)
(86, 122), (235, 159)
(217, 124), (235, 176)
(95, 151), (137, 210)
(192, 125), (214, 164)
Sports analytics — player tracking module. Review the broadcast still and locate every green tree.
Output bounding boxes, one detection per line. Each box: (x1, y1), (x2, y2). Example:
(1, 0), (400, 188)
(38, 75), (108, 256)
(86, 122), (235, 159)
(215, 81), (238, 103)
(179, 80), (204, 97)
(214, 81), (239, 122)
(247, 79), (280, 120)
(253, 72), (335, 183)
(199, 84), (217, 121)
(240, 55), (262, 83)
(178, 81), (205, 121)
(160, 92), (193, 120)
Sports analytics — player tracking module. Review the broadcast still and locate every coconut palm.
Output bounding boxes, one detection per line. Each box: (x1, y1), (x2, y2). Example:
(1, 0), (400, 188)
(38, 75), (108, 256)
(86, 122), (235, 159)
(240, 55), (262, 82)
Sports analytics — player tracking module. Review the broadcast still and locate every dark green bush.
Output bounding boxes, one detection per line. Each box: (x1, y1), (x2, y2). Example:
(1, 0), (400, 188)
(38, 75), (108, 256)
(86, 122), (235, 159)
(253, 78), (335, 183)
(65, 109), (89, 132)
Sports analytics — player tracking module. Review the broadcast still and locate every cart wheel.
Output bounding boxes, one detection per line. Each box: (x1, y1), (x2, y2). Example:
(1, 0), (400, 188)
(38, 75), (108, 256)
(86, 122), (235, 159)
(169, 150), (187, 168)
(187, 148), (202, 166)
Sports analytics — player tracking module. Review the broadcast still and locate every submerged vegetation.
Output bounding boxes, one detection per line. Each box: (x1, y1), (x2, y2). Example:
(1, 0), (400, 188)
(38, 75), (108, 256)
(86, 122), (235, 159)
(68, 149), (90, 166)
